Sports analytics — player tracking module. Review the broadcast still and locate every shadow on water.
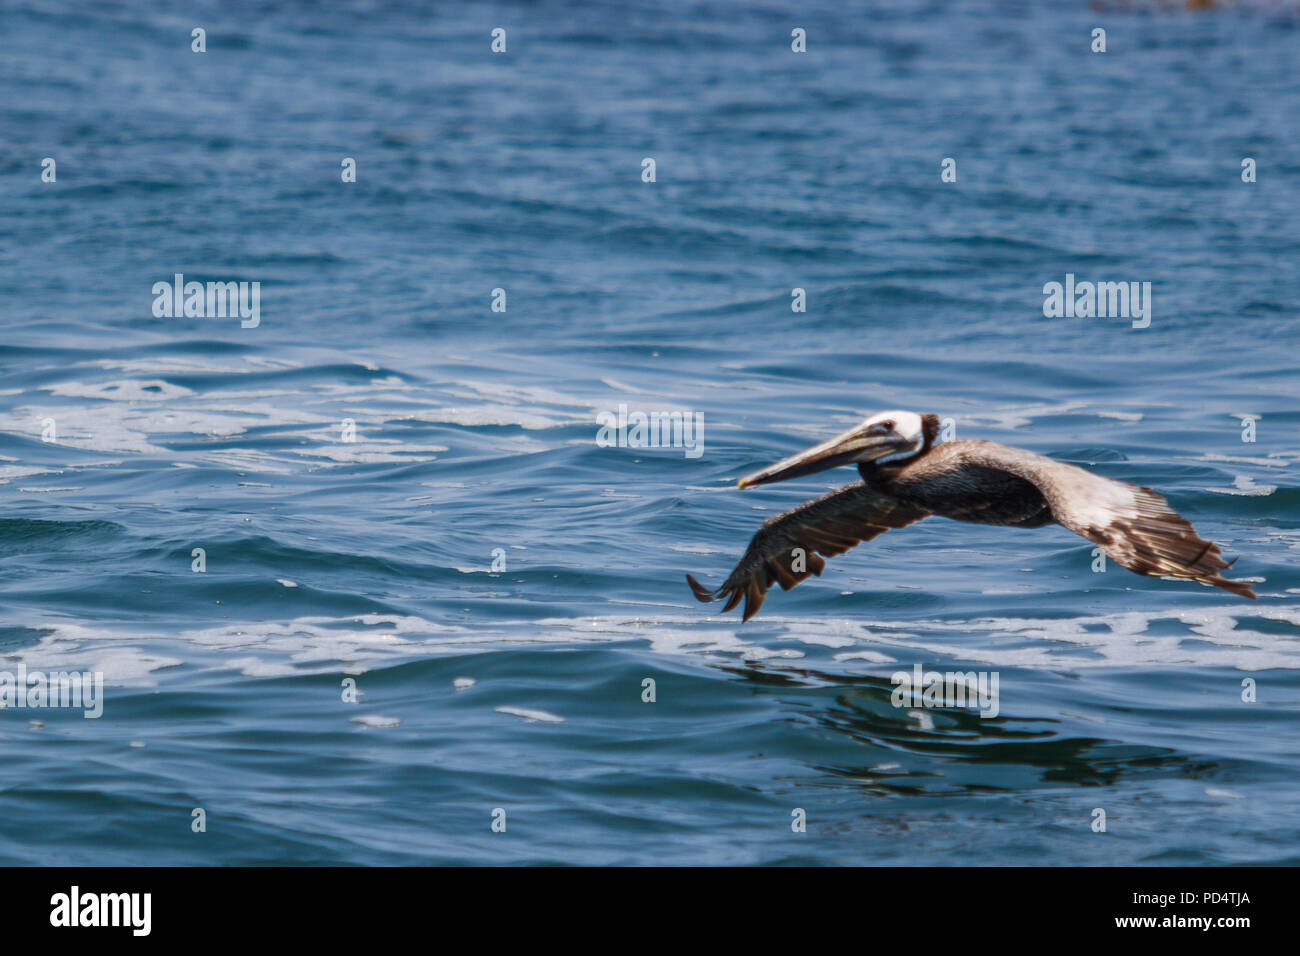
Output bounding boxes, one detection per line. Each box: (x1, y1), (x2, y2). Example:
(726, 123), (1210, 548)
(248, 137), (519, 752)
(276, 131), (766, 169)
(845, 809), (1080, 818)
(720, 660), (1218, 796)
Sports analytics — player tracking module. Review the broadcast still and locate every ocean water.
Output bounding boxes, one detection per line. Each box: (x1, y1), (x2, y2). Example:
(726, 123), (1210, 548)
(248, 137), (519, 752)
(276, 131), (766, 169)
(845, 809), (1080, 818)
(1, 0), (1298, 865)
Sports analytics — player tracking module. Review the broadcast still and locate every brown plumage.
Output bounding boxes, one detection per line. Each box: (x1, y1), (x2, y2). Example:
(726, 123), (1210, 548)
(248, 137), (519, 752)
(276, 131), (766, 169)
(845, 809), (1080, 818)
(687, 410), (1255, 621)
(686, 484), (927, 620)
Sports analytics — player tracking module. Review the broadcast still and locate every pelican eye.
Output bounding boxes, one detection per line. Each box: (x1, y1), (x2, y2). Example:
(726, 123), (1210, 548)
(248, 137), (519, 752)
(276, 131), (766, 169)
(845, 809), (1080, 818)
(875, 420), (894, 432)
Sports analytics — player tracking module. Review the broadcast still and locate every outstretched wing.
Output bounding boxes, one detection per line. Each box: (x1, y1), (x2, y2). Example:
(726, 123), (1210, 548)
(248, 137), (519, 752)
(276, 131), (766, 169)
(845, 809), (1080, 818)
(957, 440), (1256, 598)
(686, 483), (929, 621)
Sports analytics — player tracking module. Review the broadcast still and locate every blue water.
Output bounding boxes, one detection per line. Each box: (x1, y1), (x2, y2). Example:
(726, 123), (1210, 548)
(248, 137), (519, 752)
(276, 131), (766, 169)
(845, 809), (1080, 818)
(1, 0), (1299, 865)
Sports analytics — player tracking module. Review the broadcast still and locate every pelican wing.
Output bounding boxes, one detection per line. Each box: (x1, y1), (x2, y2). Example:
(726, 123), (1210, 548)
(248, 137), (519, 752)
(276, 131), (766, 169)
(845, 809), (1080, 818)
(686, 483), (929, 621)
(959, 441), (1255, 598)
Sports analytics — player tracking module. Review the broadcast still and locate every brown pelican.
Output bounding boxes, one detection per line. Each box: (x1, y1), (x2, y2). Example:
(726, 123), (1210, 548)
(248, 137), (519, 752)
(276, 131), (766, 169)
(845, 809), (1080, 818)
(687, 411), (1255, 620)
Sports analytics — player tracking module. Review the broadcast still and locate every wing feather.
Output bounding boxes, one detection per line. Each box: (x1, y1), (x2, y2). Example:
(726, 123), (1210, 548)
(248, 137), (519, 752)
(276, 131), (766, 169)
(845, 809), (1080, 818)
(956, 441), (1255, 598)
(686, 483), (929, 621)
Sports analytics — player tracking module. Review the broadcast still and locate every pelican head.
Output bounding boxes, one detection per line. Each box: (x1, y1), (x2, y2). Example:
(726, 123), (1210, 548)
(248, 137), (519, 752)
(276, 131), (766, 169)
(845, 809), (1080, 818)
(737, 410), (938, 489)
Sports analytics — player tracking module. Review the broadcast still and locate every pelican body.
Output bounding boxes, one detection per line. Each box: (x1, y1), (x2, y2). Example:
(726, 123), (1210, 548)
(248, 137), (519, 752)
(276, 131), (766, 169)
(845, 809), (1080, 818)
(687, 410), (1254, 620)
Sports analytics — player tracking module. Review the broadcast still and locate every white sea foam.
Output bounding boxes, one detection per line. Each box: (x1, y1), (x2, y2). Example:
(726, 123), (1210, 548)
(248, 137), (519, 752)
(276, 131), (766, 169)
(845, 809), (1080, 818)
(1207, 475), (1277, 496)
(495, 706), (564, 723)
(5, 602), (1298, 689)
(0, 363), (595, 474)
(352, 714), (401, 728)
